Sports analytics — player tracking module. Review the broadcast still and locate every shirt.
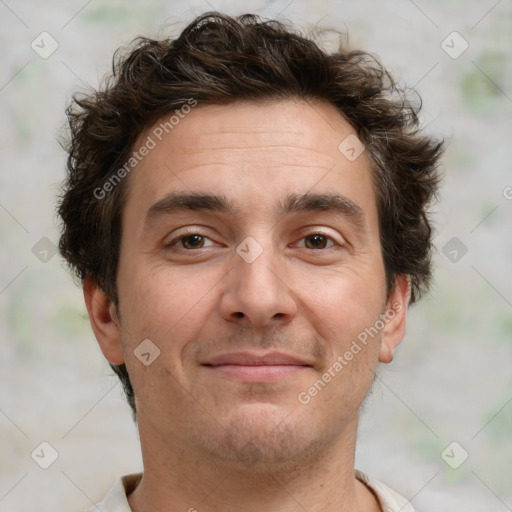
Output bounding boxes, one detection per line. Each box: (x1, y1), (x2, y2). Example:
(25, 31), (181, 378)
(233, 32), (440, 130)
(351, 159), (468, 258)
(86, 470), (415, 512)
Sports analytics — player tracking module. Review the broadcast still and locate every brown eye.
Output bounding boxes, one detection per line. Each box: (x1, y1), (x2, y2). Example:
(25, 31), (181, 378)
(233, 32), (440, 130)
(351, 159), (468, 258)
(304, 234), (330, 249)
(180, 234), (205, 249)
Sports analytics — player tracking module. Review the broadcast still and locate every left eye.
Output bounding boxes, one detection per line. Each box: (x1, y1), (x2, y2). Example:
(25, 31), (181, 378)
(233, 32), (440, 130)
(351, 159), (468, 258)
(174, 234), (215, 249)
(298, 234), (335, 249)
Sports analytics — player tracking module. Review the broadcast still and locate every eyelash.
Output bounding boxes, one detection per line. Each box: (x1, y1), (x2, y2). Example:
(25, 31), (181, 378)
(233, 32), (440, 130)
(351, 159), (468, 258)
(167, 231), (339, 251)
(169, 233), (215, 250)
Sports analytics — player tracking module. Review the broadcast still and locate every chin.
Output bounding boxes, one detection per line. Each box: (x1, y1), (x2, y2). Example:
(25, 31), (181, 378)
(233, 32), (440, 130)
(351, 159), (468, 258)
(194, 402), (335, 474)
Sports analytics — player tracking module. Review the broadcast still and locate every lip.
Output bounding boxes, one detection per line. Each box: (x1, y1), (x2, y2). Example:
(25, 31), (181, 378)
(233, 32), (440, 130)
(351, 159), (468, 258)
(204, 351), (310, 366)
(202, 352), (312, 382)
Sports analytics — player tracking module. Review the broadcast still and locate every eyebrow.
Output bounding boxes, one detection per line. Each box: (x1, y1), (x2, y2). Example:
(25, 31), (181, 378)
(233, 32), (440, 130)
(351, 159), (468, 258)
(146, 192), (238, 221)
(145, 191), (367, 230)
(279, 192), (367, 230)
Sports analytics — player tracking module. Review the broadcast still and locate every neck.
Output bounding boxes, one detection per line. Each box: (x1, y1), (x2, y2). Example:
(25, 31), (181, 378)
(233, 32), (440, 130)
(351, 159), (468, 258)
(128, 415), (381, 512)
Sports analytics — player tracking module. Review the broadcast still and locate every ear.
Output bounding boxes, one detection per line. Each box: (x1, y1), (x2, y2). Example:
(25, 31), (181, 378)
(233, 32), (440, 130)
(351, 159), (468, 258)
(83, 277), (124, 365)
(378, 275), (410, 363)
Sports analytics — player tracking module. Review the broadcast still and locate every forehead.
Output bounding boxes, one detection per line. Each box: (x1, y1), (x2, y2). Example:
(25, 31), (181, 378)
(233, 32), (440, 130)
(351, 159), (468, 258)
(139, 99), (358, 169)
(122, 98), (377, 227)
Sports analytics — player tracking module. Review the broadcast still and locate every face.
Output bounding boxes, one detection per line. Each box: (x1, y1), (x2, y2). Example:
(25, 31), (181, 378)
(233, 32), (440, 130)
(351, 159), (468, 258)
(86, 98), (408, 471)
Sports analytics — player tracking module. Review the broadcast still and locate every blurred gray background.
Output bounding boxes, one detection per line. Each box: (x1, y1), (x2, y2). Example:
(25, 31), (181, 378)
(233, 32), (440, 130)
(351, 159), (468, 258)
(1, 0), (511, 510)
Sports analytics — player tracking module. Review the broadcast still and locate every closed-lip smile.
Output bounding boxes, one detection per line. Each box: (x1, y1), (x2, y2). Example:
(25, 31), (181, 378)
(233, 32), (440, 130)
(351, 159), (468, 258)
(202, 351), (312, 381)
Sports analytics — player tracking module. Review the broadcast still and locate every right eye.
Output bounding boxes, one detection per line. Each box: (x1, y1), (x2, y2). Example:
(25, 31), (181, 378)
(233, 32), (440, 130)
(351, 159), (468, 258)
(169, 234), (215, 250)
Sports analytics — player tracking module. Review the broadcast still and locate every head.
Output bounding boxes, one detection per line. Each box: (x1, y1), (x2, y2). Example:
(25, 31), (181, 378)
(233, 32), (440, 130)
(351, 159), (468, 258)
(58, 12), (443, 469)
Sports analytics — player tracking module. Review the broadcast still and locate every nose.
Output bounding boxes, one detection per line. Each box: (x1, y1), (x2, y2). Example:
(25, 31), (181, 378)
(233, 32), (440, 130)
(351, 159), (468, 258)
(219, 242), (297, 328)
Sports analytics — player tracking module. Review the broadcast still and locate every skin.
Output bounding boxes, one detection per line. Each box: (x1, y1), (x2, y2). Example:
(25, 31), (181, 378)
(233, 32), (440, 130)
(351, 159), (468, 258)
(84, 98), (409, 512)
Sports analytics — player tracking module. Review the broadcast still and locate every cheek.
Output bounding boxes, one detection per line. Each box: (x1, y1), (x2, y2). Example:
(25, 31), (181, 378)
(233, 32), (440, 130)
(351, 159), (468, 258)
(299, 278), (383, 414)
(302, 266), (385, 341)
(117, 268), (218, 414)
(117, 265), (217, 358)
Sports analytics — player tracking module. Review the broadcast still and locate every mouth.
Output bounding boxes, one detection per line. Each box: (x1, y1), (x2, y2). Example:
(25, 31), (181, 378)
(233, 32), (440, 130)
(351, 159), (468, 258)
(201, 351), (312, 382)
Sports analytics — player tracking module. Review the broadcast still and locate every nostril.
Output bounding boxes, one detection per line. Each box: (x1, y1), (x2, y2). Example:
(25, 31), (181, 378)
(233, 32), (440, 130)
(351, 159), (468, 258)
(233, 312), (245, 318)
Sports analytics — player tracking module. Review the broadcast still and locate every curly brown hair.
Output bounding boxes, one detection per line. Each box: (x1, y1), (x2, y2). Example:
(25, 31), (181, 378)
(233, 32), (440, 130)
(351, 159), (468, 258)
(58, 12), (444, 419)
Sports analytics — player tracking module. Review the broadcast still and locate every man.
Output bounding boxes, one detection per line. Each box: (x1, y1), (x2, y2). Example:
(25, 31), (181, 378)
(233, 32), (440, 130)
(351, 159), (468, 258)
(58, 12), (443, 512)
